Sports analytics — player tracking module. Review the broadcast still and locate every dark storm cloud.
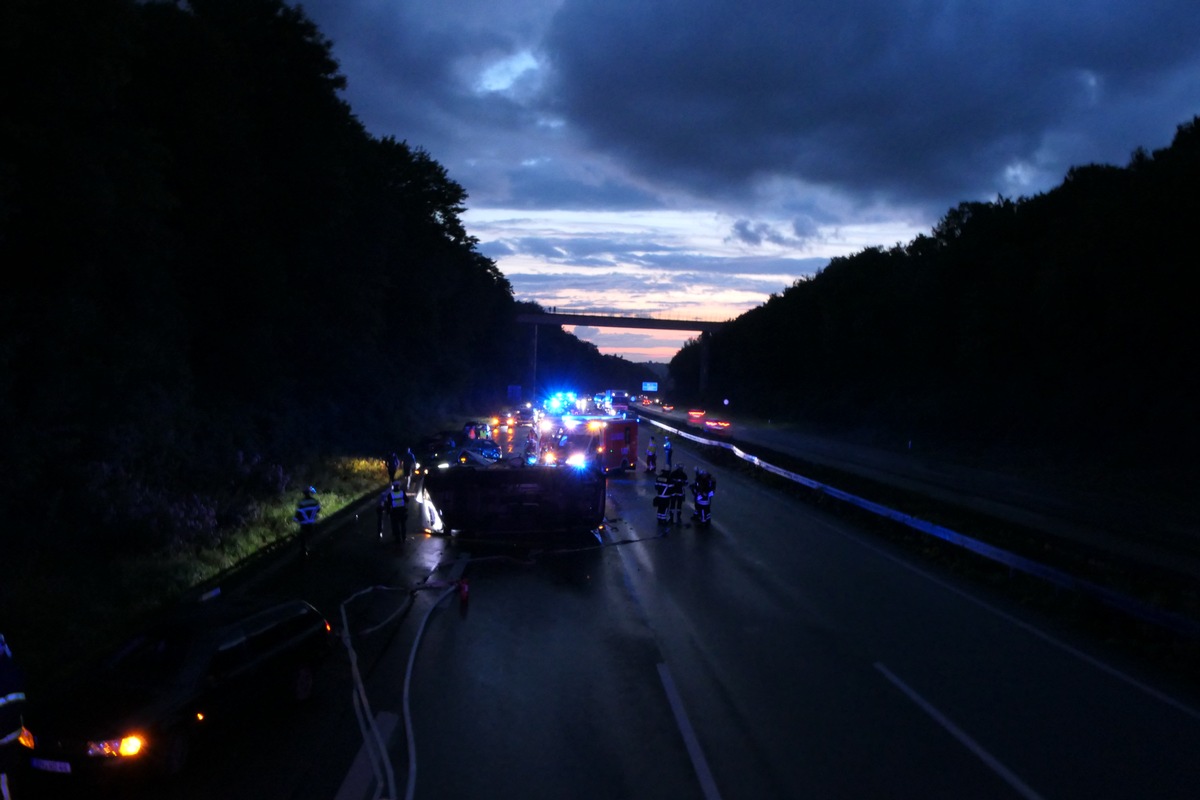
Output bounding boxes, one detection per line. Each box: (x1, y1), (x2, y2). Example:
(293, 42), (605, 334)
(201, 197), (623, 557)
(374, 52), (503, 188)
(299, 0), (1200, 223)
(300, 0), (563, 179)
(504, 161), (665, 210)
(728, 219), (818, 248)
(542, 0), (1200, 212)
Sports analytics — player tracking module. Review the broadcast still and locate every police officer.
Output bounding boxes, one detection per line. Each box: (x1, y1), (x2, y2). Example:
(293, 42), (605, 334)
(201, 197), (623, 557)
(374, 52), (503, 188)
(1, 634), (27, 800)
(382, 481), (407, 543)
(653, 468), (672, 527)
(293, 486), (321, 554)
(663, 435), (673, 469)
(385, 451), (401, 482)
(668, 462), (688, 524)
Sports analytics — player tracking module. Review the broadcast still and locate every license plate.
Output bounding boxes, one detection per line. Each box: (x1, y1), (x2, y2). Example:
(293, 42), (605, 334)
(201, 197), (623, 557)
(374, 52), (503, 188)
(31, 758), (72, 774)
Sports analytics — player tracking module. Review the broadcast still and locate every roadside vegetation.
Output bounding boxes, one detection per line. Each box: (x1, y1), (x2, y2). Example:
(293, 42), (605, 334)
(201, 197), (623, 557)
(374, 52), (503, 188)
(670, 117), (1200, 494)
(7, 456), (383, 684)
(0, 0), (650, 673)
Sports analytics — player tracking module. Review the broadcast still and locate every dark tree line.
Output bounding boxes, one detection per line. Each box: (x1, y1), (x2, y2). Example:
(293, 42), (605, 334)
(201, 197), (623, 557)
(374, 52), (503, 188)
(671, 117), (1200, 469)
(0, 0), (649, 552)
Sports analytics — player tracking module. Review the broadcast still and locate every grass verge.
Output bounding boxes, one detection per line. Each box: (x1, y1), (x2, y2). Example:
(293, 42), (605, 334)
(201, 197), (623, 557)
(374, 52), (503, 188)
(4, 455), (386, 690)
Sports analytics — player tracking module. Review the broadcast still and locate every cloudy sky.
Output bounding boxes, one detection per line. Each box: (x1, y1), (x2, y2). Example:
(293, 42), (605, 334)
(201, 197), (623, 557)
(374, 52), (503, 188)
(300, 0), (1199, 360)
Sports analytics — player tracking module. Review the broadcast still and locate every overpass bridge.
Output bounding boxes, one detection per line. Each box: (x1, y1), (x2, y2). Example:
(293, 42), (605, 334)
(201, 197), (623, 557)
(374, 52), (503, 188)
(515, 311), (726, 333)
(515, 310), (726, 396)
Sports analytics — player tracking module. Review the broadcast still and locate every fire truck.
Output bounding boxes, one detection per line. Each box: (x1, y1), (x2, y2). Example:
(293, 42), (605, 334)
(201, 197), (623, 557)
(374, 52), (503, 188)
(542, 415), (637, 474)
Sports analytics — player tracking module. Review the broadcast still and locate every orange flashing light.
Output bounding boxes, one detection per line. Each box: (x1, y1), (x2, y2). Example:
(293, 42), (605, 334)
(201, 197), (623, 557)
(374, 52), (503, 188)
(119, 735), (144, 757)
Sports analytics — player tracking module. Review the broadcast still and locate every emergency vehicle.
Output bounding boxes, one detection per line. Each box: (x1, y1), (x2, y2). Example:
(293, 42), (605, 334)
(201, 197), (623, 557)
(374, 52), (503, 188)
(546, 415), (637, 473)
(605, 390), (631, 415)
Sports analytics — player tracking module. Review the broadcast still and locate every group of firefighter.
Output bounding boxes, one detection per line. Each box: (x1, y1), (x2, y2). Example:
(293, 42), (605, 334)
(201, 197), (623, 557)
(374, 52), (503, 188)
(653, 461), (716, 526)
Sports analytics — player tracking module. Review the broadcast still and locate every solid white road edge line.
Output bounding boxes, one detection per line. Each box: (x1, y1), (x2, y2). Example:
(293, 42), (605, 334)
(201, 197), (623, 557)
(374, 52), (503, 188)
(874, 662), (1044, 800)
(831, 521), (1200, 722)
(657, 661), (724, 800)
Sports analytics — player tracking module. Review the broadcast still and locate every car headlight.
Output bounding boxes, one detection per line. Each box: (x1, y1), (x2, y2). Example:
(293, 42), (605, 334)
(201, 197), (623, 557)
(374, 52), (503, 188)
(86, 734), (145, 758)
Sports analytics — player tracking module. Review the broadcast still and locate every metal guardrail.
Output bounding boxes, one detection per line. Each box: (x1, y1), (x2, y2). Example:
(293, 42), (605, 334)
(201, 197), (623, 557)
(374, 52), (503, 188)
(646, 417), (1200, 640)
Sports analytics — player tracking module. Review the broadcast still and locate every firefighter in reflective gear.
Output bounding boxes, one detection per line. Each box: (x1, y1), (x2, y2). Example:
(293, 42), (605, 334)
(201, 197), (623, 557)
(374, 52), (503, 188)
(653, 468), (672, 526)
(380, 481), (407, 542)
(692, 468), (716, 525)
(645, 437), (658, 472)
(293, 486), (321, 553)
(1, 634), (27, 800)
(668, 463), (688, 524)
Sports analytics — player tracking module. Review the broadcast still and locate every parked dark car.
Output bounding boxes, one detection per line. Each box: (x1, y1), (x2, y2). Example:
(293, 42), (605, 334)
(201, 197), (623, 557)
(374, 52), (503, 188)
(19, 595), (332, 787)
(464, 438), (503, 462)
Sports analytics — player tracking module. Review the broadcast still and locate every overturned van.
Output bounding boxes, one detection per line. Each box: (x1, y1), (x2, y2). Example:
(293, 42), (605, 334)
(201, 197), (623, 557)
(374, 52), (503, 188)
(417, 462), (606, 539)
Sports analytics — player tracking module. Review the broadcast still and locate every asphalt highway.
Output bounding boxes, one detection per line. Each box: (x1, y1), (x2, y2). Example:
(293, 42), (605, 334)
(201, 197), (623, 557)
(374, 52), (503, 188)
(22, 421), (1200, 799)
(639, 406), (1200, 586)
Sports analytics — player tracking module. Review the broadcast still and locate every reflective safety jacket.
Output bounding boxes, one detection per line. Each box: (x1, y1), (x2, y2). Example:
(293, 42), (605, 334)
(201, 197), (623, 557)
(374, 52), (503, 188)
(294, 496), (321, 526)
(387, 487), (406, 510)
(654, 474), (671, 500)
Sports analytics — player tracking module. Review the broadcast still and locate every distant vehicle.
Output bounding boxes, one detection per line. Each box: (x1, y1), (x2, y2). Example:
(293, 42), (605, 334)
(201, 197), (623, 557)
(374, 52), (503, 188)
(420, 432), (504, 469)
(20, 596), (332, 785)
(606, 390), (630, 414)
(513, 406), (538, 426)
(420, 431), (464, 464)
(687, 409), (706, 419)
(704, 419), (732, 435)
(661, 403), (675, 412)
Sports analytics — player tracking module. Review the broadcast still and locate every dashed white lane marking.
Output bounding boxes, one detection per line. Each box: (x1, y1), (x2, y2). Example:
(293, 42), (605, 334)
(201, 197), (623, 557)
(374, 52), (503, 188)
(658, 661), (724, 800)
